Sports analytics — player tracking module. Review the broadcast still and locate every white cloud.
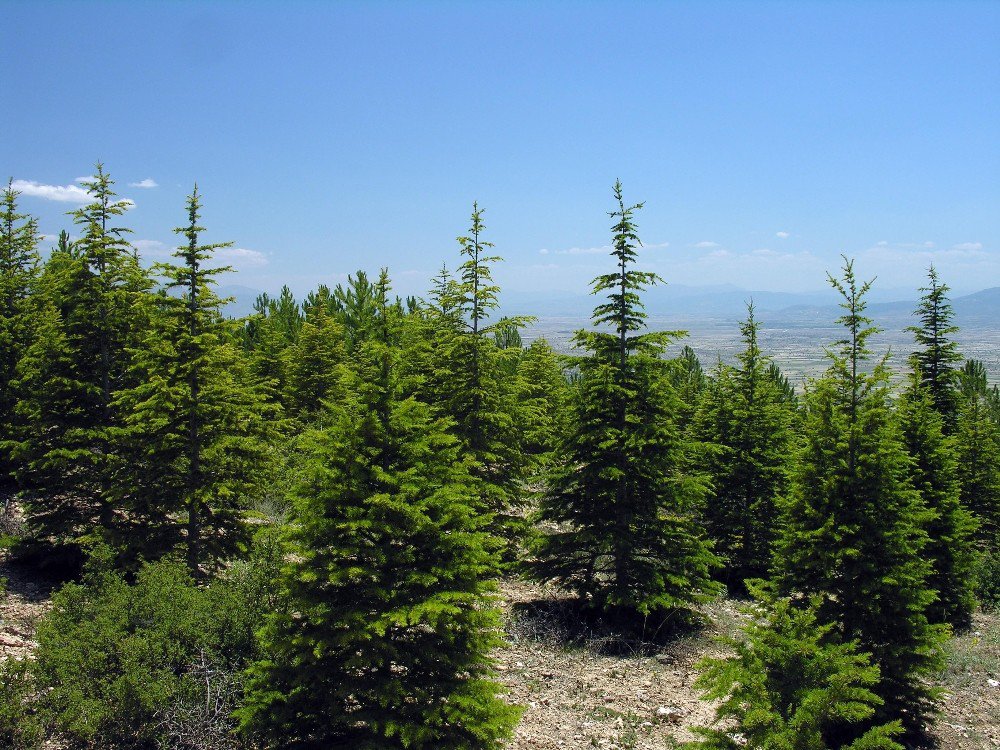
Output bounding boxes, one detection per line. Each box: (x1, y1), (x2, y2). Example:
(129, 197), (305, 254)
(542, 240), (669, 256)
(214, 247), (268, 268)
(129, 178), (158, 188)
(11, 179), (90, 203)
(75, 176), (95, 184)
(557, 245), (611, 255)
(952, 241), (983, 252)
(776, 231), (790, 239)
(134, 239), (171, 258)
(693, 241), (720, 249)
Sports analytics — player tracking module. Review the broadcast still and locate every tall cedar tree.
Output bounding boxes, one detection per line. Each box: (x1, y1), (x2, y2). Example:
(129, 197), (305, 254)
(686, 584), (903, 750)
(692, 304), (796, 593)
(530, 181), (719, 617)
(113, 188), (274, 574)
(897, 382), (978, 628)
(955, 360), (1000, 545)
(0, 182), (40, 492)
(774, 258), (944, 742)
(11, 165), (148, 555)
(425, 205), (529, 551)
(240, 271), (519, 749)
(907, 266), (962, 431)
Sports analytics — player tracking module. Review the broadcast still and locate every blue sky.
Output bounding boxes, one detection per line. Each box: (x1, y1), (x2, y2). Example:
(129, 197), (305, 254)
(3, 0), (998, 299)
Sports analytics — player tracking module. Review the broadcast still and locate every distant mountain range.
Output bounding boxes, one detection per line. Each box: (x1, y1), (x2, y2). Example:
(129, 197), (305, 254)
(219, 282), (1000, 330)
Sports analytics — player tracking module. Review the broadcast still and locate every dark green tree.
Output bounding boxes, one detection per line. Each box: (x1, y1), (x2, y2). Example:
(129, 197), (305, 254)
(514, 337), (570, 467)
(692, 304), (796, 593)
(240, 271), (518, 749)
(113, 187), (274, 574)
(421, 205), (530, 552)
(283, 305), (347, 419)
(11, 165), (149, 557)
(955, 360), (1000, 544)
(907, 266), (962, 431)
(0, 181), (40, 492)
(686, 584), (903, 750)
(530, 181), (719, 617)
(897, 382), (978, 628)
(774, 258), (944, 741)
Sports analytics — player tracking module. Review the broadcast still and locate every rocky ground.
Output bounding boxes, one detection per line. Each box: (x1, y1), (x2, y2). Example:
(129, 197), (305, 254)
(1, 555), (997, 748)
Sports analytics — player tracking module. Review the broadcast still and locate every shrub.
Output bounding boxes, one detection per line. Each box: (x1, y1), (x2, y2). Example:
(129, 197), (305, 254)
(686, 584), (904, 750)
(974, 541), (1000, 612)
(30, 534), (279, 749)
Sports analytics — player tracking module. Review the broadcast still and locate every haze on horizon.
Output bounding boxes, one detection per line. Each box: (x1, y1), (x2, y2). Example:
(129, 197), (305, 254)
(3, 1), (997, 300)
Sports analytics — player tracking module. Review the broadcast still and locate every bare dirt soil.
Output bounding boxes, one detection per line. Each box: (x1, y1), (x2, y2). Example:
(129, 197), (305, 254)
(2, 556), (997, 749)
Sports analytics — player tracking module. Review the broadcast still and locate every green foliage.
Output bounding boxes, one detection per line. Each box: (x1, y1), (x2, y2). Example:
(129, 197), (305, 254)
(514, 337), (571, 466)
(692, 304), (797, 593)
(531, 182), (719, 616)
(415, 205), (531, 554)
(112, 188), (277, 574)
(240, 272), (519, 749)
(955, 361), (1000, 545)
(283, 304), (347, 418)
(11, 165), (149, 557)
(0, 181), (41, 491)
(897, 383), (978, 628)
(0, 657), (42, 749)
(907, 266), (962, 431)
(30, 545), (275, 749)
(973, 540), (1000, 612)
(774, 258), (945, 740)
(687, 585), (903, 750)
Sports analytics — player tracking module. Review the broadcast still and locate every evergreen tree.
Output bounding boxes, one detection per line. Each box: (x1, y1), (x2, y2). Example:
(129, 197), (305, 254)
(774, 258), (944, 741)
(692, 304), (796, 593)
(284, 305), (347, 419)
(897, 382), (978, 628)
(240, 271), (518, 749)
(0, 181), (40, 492)
(11, 165), (148, 556)
(514, 338), (570, 467)
(113, 187), (274, 574)
(668, 344), (706, 432)
(955, 360), (1000, 544)
(686, 585), (903, 750)
(422, 205), (530, 552)
(530, 181), (719, 617)
(907, 266), (962, 431)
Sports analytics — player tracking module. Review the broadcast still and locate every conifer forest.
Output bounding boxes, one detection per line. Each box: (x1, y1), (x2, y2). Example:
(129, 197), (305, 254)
(1, 170), (999, 750)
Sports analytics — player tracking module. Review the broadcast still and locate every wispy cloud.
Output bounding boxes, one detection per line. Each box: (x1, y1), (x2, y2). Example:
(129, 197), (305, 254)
(693, 240), (720, 249)
(134, 239), (171, 258)
(129, 178), (158, 188)
(775, 231), (790, 239)
(540, 240), (669, 256)
(952, 241), (983, 252)
(214, 247), (269, 268)
(11, 179), (91, 203)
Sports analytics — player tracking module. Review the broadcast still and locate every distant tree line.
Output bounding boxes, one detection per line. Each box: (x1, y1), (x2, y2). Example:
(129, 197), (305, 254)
(1, 168), (998, 749)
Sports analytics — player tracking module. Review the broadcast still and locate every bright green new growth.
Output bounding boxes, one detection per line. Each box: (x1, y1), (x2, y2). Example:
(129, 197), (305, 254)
(240, 271), (518, 749)
(531, 181), (720, 617)
(687, 584), (904, 750)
